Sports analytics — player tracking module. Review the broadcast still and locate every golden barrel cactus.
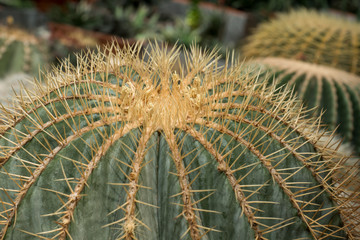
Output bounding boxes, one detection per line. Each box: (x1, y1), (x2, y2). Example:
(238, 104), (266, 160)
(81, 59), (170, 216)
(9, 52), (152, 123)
(251, 57), (360, 154)
(0, 42), (359, 239)
(242, 9), (360, 75)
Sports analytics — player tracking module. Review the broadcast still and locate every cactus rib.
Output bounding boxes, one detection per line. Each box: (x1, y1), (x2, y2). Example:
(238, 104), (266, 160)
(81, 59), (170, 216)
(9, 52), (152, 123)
(251, 57), (360, 154)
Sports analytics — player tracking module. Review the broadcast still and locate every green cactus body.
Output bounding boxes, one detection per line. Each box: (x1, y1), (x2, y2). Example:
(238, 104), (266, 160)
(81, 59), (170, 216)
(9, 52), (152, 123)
(0, 43), (358, 239)
(242, 9), (360, 75)
(251, 57), (360, 154)
(0, 25), (46, 78)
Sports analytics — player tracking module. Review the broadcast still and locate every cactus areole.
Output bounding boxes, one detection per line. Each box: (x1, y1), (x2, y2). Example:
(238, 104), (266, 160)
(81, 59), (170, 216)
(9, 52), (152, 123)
(0, 42), (358, 239)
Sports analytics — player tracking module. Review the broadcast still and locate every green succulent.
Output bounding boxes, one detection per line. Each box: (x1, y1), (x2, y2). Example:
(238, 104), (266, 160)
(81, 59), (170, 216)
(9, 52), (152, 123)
(0, 42), (358, 239)
(250, 57), (360, 154)
(0, 0), (34, 8)
(48, 0), (110, 32)
(113, 5), (160, 40)
(242, 9), (360, 75)
(0, 25), (46, 78)
(161, 18), (202, 47)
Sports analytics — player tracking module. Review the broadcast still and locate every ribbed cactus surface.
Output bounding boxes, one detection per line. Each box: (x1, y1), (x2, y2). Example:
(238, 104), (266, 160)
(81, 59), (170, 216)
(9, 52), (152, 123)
(0, 43), (358, 239)
(252, 57), (360, 154)
(0, 25), (45, 78)
(242, 9), (360, 75)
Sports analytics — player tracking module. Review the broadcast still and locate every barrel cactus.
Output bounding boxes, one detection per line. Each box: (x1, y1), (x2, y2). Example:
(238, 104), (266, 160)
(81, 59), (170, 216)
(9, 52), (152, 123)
(0, 42), (359, 239)
(0, 24), (46, 78)
(251, 57), (360, 154)
(241, 9), (360, 75)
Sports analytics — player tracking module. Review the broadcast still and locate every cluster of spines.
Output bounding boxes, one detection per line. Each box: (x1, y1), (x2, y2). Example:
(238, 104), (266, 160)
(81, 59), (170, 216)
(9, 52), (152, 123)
(0, 42), (358, 239)
(0, 25), (46, 78)
(242, 9), (360, 76)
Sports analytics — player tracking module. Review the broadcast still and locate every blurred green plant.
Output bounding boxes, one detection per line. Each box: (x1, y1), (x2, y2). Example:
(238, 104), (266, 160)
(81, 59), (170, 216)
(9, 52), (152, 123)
(224, 0), (328, 11)
(161, 18), (201, 47)
(186, 0), (202, 29)
(200, 12), (225, 46)
(0, 24), (46, 78)
(49, 1), (160, 40)
(112, 5), (160, 40)
(99, 0), (161, 8)
(48, 0), (112, 32)
(205, 0), (359, 18)
(162, 11), (225, 54)
(329, 0), (360, 18)
(0, 0), (33, 8)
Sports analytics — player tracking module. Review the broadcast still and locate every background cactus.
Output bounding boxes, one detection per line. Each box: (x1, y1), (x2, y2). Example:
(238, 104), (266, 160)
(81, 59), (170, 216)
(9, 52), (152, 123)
(0, 24), (46, 78)
(0, 73), (34, 106)
(0, 42), (359, 239)
(250, 57), (360, 155)
(241, 9), (360, 75)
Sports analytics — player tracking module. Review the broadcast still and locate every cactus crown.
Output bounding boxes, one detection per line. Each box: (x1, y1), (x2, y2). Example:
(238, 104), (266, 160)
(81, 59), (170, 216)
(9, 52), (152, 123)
(0, 25), (39, 44)
(0, 25), (45, 78)
(0, 42), (359, 239)
(252, 57), (360, 154)
(242, 9), (360, 75)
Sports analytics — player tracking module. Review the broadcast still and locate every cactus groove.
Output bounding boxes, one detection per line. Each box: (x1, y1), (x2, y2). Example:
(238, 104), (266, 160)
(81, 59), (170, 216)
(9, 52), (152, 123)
(251, 57), (360, 155)
(0, 42), (359, 239)
(241, 9), (360, 76)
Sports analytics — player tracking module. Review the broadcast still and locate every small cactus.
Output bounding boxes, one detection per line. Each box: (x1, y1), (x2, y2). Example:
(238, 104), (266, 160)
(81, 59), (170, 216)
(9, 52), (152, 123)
(0, 25), (46, 78)
(251, 57), (360, 155)
(0, 42), (359, 239)
(242, 9), (360, 75)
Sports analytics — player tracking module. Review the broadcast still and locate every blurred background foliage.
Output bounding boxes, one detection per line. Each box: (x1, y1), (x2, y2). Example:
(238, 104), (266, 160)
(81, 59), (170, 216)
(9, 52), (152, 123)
(0, 0), (358, 66)
(0, 0), (358, 106)
(206, 0), (359, 15)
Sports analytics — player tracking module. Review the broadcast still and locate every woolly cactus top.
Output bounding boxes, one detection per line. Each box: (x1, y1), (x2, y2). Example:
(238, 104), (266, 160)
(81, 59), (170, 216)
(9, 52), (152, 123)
(242, 9), (360, 75)
(0, 42), (359, 239)
(0, 25), (39, 45)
